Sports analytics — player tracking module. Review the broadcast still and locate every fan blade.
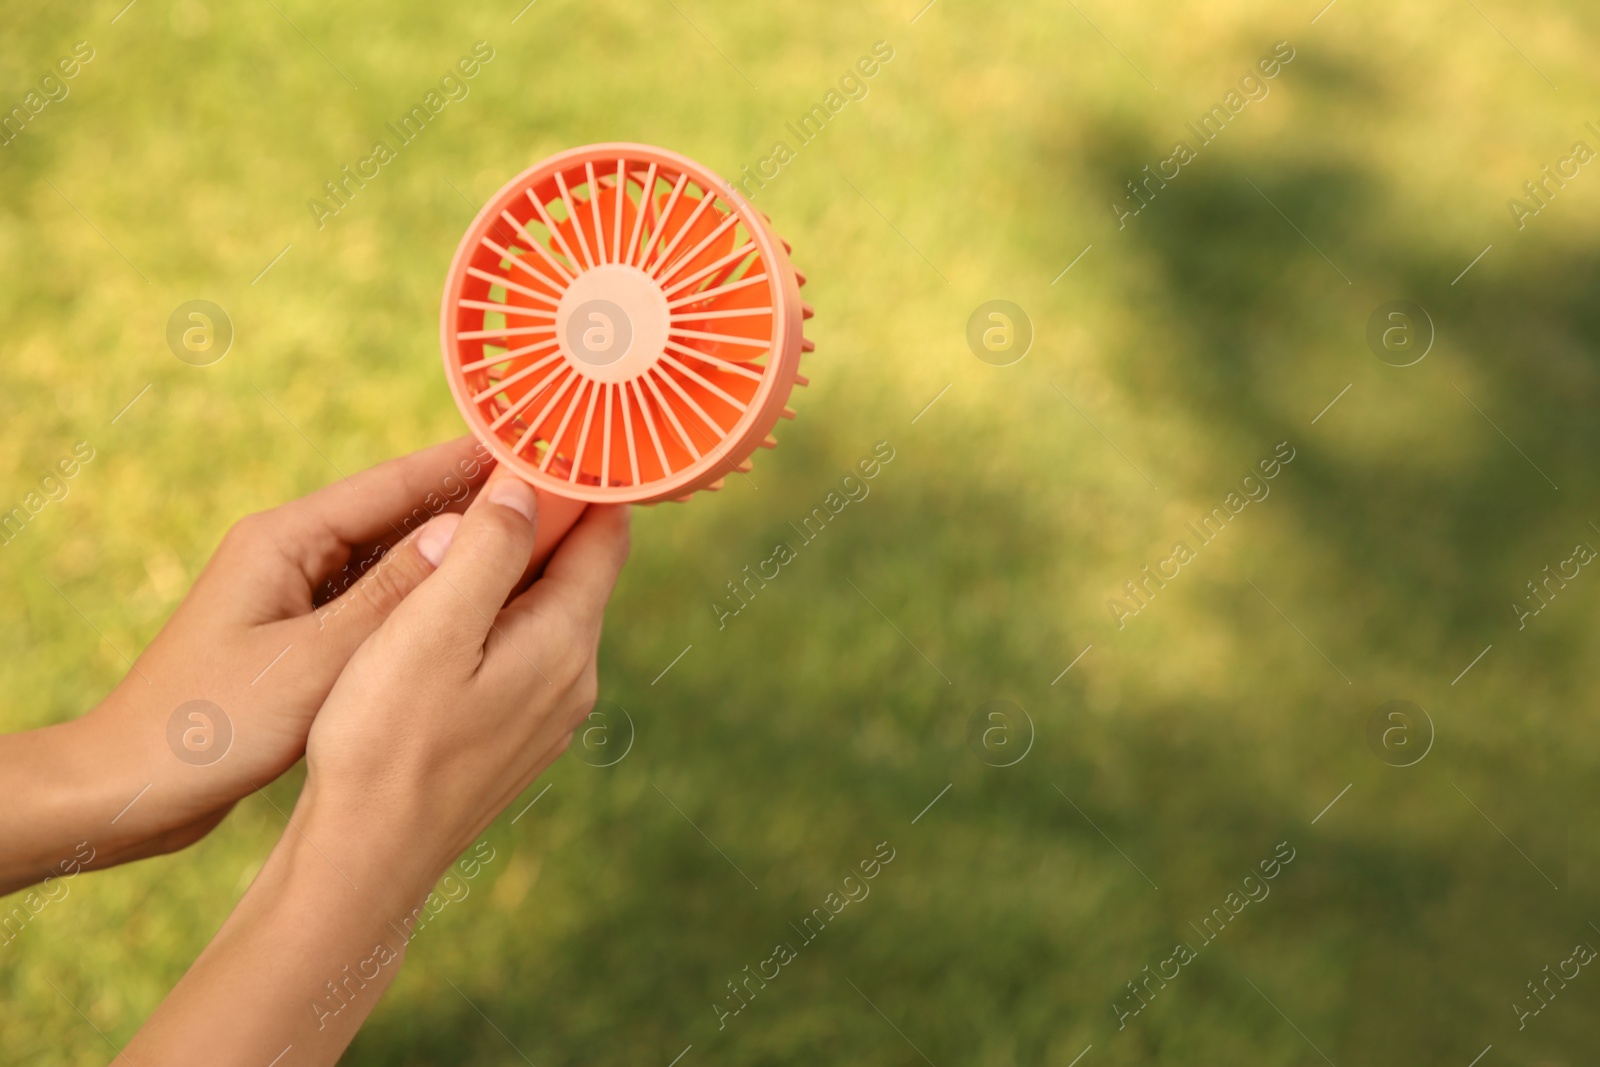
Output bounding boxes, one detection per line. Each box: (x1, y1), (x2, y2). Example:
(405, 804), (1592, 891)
(653, 192), (737, 282)
(672, 275), (773, 362)
(552, 182), (638, 272)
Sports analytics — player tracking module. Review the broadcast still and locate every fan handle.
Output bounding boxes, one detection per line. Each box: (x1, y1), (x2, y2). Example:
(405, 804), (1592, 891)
(521, 485), (592, 580)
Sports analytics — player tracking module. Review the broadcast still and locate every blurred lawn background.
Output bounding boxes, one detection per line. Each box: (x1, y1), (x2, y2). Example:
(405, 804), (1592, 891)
(3, 0), (1600, 1063)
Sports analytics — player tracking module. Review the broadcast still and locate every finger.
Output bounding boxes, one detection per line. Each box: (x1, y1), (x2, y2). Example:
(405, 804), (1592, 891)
(275, 436), (490, 579)
(502, 503), (631, 640)
(403, 466), (540, 642)
(302, 512), (462, 665)
(313, 472), (490, 609)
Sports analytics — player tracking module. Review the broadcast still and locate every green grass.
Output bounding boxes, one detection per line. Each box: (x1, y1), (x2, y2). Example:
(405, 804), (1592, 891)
(3, 0), (1600, 1062)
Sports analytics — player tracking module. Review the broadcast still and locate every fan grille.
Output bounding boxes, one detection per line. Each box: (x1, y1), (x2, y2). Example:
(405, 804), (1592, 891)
(442, 144), (805, 503)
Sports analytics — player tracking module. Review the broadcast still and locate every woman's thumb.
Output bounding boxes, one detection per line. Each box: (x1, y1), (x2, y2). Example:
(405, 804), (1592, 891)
(306, 512), (463, 656)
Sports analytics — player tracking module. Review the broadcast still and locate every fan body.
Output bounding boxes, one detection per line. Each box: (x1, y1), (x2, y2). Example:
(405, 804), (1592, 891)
(441, 143), (810, 564)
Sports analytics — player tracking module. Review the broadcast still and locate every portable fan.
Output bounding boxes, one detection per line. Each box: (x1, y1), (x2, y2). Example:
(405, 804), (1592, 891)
(441, 142), (811, 566)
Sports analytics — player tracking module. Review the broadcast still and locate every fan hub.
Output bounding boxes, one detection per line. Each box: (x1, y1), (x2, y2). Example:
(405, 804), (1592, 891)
(553, 264), (669, 383)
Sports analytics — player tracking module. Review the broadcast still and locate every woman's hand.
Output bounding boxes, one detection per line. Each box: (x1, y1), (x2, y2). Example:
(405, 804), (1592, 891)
(0, 436), (491, 893)
(125, 467), (631, 1065)
(303, 466), (631, 889)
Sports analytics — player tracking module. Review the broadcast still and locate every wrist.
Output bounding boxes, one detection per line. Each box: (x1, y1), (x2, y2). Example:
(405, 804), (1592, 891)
(84, 686), (219, 837)
(125, 780), (429, 1064)
(290, 781), (453, 913)
(0, 684), (247, 893)
(0, 708), (159, 891)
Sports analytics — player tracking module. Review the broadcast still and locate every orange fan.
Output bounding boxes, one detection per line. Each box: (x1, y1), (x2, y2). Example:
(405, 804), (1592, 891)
(441, 143), (811, 567)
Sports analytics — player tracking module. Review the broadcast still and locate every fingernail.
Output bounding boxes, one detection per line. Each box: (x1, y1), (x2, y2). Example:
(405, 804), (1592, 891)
(488, 477), (538, 523)
(417, 513), (461, 567)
